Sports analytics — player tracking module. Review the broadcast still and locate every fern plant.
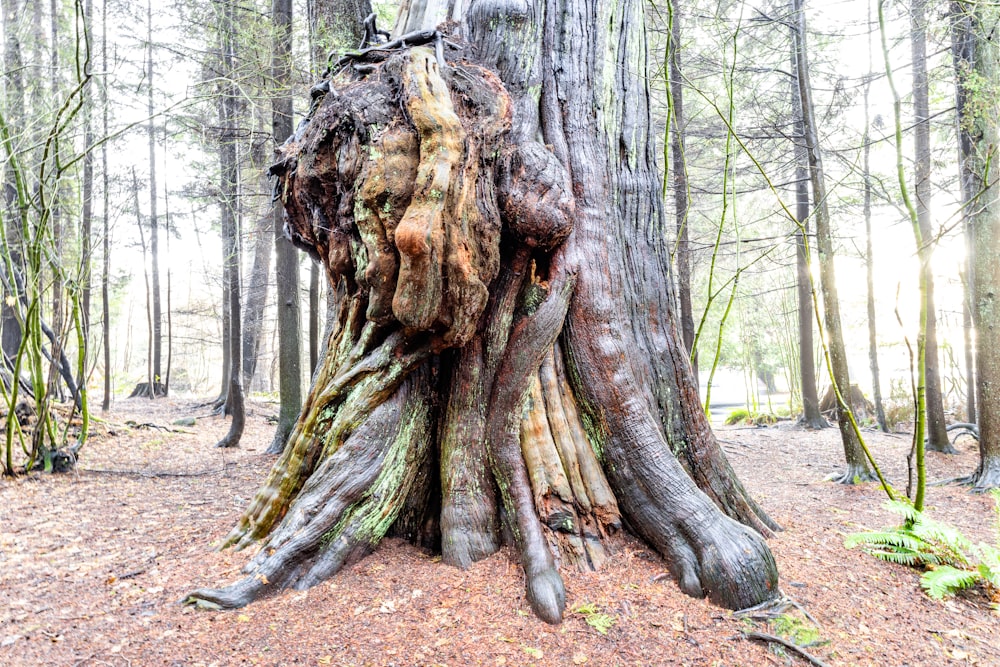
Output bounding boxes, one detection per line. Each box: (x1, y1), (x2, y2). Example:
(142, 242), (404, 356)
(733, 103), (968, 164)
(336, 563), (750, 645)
(845, 492), (1000, 605)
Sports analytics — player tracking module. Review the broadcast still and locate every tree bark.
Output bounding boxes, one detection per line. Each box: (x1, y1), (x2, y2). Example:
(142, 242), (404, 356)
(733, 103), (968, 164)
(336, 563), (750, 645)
(216, 0), (245, 448)
(911, 0), (951, 453)
(957, 1), (1000, 489)
(81, 0), (93, 393)
(668, 0), (695, 380)
(1, 0), (24, 368)
(186, 0), (778, 622)
(794, 0), (872, 481)
(791, 33), (825, 430)
(241, 143), (273, 390)
(267, 0), (302, 455)
(101, 0), (111, 411)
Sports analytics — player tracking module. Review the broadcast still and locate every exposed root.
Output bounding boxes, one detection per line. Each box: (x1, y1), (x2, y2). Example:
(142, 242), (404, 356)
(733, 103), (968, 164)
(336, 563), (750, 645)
(826, 464), (878, 485)
(925, 439), (958, 455)
(798, 415), (830, 430)
(484, 266), (576, 623)
(223, 316), (431, 550)
(949, 462), (1000, 492)
(184, 368), (433, 609)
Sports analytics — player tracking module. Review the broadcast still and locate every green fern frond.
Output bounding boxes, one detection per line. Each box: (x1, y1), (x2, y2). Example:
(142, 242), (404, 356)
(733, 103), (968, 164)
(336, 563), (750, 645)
(884, 499), (920, 523)
(920, 566), (980, 600)
(867, 548), (927, 567)
(975, 544), (1000, 589)
(910, 518), (973, 563)
(845, 530), (940, 565)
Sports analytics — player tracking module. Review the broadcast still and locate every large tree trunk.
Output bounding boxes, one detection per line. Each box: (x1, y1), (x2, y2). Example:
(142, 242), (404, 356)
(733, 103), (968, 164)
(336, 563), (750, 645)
(794, 0), (873, 482)
(186, 0), (778, 622)
(957, 1), (1000, 490)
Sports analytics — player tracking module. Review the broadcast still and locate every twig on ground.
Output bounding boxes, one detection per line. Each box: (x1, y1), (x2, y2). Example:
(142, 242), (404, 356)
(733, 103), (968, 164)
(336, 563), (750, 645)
(737, 631), (830, 667)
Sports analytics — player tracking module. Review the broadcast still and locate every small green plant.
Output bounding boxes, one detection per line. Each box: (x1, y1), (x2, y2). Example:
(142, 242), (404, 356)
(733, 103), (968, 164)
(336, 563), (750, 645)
(723, 408), (778, 426)
(770, 613), (821, 646)
(845, 492), (1000, 605)
(572, 602), (616, 635)
(724, 408), (750, 425)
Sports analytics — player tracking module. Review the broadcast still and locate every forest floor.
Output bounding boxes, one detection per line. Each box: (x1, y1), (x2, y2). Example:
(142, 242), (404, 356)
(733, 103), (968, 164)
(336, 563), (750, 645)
(1, 396), (998, 667)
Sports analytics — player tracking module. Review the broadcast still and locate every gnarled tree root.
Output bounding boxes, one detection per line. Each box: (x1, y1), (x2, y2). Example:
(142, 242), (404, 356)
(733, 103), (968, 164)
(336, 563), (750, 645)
(185, 367), (434, 608)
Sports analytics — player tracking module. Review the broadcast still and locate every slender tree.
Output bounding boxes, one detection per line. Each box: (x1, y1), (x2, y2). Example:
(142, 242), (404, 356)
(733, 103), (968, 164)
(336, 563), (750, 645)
(794, 0), (873, 481)
(911, 0), (951, 453)
(80, 0), (94, 391)
(955, 0), (1000, 490)
(240, 141), (273, 389)
(101, 0), (111, 411)
(147, 0), (163, 396)
(216, 0), (245, 448)
(863, 1), (887, 433)
(951, 0), (976, 426)
(266, 0), (301, 454)
(0, 0), (24, 367)
(791, 33), (825, 430)
(667, 0), (695, 379)
(187, 0), (778, 622)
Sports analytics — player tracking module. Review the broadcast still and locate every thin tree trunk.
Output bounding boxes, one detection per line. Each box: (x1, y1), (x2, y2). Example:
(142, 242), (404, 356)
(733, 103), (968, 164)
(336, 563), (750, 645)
(952, 0), (977, 426)
(1, 0), (24, 367)
(791, 13), (825, 430)
(49, 0), (65, 403)
(216, 0), (245, 448)
(911, 0), (951, 453)
(957, 1), (1000, 489)
(101, 0), (111, 411)
(132, 168), (154, 401)
(241, 143), (273, 389)
(863, 11), (887, 432)
(266, 0), (301, 454)
(147, 0), (162, 392)
(163, 151), (173, 392)
(794, 0), (873, 481)
(81, 0), (93, 392)
(668, 0), (695, 379)
(309, 262), (319, 372)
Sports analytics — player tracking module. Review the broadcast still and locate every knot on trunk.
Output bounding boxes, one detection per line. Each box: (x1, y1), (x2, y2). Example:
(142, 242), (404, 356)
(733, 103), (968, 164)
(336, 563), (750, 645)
(273, 41), (576, 349)
(273, 47), (523, 348)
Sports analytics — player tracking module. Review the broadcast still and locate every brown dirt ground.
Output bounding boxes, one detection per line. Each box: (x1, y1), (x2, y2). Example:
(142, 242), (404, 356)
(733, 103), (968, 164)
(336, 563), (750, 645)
(1, 398), (998, 666)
